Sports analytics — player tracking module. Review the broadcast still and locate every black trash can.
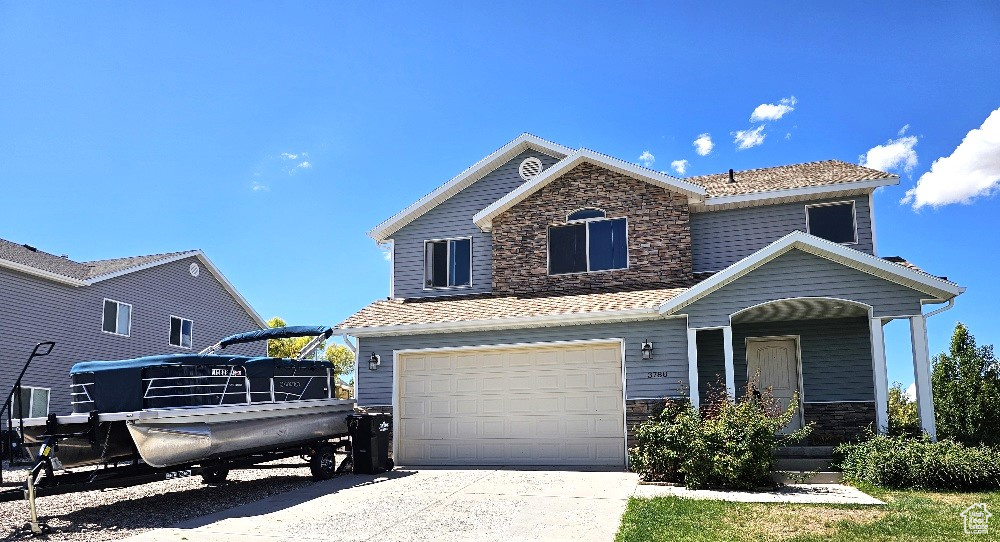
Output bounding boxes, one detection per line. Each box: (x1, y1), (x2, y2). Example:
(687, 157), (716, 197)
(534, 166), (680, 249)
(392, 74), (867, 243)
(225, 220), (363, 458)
(347, 413), (393, 474)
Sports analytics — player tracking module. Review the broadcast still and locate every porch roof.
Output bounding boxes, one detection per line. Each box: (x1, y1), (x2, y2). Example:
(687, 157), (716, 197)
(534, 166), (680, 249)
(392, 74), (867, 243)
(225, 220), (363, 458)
(336, 287), (687, 336)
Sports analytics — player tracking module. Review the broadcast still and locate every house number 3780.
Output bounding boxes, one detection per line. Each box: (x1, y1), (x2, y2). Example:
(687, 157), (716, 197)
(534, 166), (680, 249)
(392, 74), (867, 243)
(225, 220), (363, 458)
(646, 371), (668, 379)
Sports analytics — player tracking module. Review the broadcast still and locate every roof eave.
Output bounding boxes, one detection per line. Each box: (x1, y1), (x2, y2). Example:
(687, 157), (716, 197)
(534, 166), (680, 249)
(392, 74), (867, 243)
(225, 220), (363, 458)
(367, 134), (574, 243)
(696, 176), (899, 210)
(339, 306), (668, 337)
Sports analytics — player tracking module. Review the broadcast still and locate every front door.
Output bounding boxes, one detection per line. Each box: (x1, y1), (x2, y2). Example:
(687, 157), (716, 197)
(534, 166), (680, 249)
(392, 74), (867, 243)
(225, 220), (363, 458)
(746, 338), (803, 432)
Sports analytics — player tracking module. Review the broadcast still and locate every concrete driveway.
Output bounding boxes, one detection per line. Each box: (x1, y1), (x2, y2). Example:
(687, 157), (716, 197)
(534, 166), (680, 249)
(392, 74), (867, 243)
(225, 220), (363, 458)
(127, 467), (639, 542)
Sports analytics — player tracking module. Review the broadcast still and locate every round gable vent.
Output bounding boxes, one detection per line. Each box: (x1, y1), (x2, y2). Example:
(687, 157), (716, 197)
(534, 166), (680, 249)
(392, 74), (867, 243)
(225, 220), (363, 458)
(189, 262), (200, 277)
(518, 157), (543, 181)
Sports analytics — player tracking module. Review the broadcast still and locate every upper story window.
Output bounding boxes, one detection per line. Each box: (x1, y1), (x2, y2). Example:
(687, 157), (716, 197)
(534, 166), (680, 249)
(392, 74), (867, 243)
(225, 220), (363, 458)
(169, 316), (193, 349)
(806, 201), (857, 244)
(549, 211), (628, 275)
(102, 299), (132, 336)
(13, 386), (49, 418)
(424, 238), (472, 289)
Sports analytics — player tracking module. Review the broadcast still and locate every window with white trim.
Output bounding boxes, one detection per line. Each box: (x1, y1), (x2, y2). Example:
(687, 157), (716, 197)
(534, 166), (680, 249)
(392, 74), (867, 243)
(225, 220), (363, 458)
(806, 201), (857, 244)
(13, 387), (50, 418)
(102, 299), (132, 336)
(548, 210), (628, 274)
(424, 238), (472, 288)
(169, 316), (193, 349)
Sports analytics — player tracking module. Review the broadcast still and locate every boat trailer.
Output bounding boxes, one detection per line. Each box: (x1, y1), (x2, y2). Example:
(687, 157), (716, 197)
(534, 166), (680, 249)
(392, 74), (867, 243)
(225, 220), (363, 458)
(0, 340), (385, 537)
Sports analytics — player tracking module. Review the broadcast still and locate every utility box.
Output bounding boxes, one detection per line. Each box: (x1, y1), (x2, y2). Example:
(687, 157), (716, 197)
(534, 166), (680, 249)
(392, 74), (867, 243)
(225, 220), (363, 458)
(347, 413), (393, 474)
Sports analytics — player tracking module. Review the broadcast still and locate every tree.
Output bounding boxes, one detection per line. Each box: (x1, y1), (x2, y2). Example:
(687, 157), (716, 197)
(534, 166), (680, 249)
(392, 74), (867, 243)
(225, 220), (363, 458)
(887, 382), (919, 437)
(324, 344), (355, 376)
(265, 317), (325, 359)
(931, 322), (1000, 445)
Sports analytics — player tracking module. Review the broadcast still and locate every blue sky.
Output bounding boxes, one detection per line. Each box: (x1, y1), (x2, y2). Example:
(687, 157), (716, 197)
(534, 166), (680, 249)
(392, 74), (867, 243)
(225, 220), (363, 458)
(2, 2), (998, 389)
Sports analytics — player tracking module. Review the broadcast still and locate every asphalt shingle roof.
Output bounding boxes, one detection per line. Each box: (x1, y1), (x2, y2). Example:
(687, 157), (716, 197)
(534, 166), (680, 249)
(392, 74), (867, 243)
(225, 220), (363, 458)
(337, 287), (688, 330)
(0, 237), (191, 280)
(686, 160), (894, 198)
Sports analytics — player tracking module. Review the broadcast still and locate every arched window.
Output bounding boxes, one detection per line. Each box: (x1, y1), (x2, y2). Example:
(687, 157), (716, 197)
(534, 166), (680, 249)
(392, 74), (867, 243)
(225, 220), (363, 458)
(567, 208), (606, 221)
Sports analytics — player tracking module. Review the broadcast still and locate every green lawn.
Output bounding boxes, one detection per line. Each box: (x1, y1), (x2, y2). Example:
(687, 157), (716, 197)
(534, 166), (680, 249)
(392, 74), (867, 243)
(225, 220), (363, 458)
(615, 485), (1000, 541)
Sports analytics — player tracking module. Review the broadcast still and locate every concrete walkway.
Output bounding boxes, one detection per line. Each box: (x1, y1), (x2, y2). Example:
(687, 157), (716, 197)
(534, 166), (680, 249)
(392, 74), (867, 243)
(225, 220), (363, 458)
(126, 467), (639, 542)
(634, 483), (885, 505)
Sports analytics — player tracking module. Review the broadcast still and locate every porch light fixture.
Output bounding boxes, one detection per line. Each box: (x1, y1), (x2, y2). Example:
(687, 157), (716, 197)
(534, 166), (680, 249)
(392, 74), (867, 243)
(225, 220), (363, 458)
(640, 340), (653, 360)
(368, 353), (381, 371)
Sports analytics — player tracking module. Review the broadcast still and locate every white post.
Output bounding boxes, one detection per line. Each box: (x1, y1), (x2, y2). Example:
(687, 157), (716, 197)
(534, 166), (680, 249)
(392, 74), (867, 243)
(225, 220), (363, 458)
(687, 328), (700, 408)
(722, 326), (736, 398)
(869, 318), (889, 433)
(910, 315), (937, 440)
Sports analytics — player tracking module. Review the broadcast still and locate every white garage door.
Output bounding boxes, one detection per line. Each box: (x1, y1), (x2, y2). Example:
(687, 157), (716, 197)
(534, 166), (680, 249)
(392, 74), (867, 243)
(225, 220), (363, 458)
(396, 341), (624, 466)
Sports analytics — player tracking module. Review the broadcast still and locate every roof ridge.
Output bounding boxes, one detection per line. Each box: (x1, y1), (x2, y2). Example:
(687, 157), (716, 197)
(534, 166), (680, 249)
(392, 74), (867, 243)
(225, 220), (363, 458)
(82, 250), (194, 266)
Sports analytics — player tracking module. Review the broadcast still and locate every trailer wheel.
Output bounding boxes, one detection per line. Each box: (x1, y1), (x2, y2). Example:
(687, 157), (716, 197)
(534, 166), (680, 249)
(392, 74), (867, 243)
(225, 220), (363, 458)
(202, 465), (230, 484)
(310, 443), (337, 480)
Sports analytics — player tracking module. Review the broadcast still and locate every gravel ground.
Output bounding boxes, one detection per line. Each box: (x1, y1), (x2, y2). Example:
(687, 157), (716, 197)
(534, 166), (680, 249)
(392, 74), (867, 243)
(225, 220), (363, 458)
(0, 456), (346, 541)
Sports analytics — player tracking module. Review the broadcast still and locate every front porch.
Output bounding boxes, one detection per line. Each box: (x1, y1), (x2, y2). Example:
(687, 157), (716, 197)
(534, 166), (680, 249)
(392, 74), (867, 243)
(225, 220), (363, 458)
(686, 297), (937, 444)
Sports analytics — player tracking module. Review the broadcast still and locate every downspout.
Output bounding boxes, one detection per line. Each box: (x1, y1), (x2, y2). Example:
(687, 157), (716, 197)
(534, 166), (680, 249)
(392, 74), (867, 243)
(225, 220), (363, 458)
(923, 298), (955, 319)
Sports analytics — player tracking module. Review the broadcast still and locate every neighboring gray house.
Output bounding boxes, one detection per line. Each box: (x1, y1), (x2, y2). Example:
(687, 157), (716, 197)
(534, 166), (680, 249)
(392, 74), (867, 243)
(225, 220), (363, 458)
(0, 239), (266, 416)
(337, 134), (963, 467)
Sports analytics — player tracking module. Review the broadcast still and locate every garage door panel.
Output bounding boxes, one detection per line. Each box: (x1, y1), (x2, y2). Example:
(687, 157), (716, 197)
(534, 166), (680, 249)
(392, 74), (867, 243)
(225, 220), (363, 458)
(397, 343), (624, 466)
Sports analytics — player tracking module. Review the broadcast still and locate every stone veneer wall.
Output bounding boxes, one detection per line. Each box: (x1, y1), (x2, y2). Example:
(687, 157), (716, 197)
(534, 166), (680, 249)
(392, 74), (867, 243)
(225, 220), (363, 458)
(491, 162), (693, 295)
(803, 401), (876, 445)
(626, 399), (668, 450)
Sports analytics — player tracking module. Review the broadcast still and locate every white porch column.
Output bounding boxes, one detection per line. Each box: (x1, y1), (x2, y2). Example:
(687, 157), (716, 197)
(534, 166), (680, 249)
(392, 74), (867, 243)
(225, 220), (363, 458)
(722, 326), (736, 398)
(687, 329), (700, 408)
(910, 315), (937, 440)
(869, 317), (889, 433)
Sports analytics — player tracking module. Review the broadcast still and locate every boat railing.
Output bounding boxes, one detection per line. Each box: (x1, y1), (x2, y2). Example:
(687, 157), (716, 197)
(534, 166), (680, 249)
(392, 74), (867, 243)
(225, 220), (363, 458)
(140, 367), (334, 408)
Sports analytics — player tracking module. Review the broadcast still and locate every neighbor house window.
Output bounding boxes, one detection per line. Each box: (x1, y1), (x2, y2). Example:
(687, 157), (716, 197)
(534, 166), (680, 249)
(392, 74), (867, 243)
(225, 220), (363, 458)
(806, 201), (857, 244)
(102, 299), (132, 336)
(13, 387), (50, 418)
(424, 238), (472, 288)
(548, 210), (628, 274)
(169, 316), (193, 349)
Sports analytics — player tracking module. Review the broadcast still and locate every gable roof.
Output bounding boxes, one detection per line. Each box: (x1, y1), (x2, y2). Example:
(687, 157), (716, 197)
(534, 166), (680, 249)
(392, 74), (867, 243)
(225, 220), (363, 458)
(472, 149), (708, 231)
(658, 231), (963, 317)
(688, 160), (898, 208)
(0, 238), (266, 327)
(368, 133), (573, 243)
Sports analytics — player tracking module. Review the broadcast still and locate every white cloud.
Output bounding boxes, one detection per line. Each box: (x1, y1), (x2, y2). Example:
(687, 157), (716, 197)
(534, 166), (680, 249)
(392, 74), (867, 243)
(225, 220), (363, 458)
(693, 133), (714, 156)
(638, 151), (655, 168)
(670, 159), (689, 175)
(860, 133), (918, 174)
(902, 108), (1000, 209)
(732, 125), (766, 150)
(280, 152), (298, 160)
(296, 161), (312, 169)
(251, 181), (269, 192)
(785, 132), (792, 140)
(749, 96), (797, 122)
(898, 124), (910, 136)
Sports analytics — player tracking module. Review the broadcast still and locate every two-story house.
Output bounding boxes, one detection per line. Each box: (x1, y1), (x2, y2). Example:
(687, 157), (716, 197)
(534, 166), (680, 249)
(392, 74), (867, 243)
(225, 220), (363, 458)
(0, 238), (266, 416)
(337, 134), (963, 467)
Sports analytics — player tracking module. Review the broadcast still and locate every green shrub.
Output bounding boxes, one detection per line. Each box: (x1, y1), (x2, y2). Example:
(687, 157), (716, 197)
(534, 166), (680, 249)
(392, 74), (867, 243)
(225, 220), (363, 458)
(836, 433), (1000, 490)
(887, 382), (920, 437)
(629, 381), (810, 490)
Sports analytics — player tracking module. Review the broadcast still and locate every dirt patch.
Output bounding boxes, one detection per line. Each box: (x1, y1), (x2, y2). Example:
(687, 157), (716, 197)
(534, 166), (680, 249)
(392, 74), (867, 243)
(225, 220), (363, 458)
(724, 505), (886, 539)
